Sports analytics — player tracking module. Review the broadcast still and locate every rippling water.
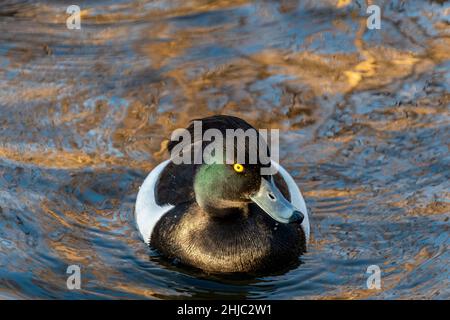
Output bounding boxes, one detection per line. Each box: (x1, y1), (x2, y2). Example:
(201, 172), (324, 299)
(0, 0), (449, 299)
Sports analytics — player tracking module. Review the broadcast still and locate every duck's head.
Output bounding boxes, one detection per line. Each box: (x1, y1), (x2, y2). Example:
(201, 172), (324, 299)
(193, 162), (304, 224)
(168, 115), (305, 225)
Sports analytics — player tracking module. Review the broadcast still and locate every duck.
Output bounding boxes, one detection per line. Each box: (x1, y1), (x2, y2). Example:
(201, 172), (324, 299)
(135, 115), (309, 274)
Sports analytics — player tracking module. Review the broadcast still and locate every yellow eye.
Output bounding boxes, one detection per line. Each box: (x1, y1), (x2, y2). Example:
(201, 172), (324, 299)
(233, 163), (244, 173)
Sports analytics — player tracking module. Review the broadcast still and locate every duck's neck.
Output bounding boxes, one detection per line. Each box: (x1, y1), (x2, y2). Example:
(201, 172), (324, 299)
(201, 203), (249, 220)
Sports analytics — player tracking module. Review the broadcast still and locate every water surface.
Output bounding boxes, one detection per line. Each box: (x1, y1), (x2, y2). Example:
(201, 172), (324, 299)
(0, 0), (449, 299)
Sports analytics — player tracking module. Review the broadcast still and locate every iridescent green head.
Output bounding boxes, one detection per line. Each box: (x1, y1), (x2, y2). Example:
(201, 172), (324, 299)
(194, 162), (304, 224)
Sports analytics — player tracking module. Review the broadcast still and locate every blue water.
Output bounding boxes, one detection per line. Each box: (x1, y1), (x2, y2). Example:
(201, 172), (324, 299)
(0, 0), (448, 299)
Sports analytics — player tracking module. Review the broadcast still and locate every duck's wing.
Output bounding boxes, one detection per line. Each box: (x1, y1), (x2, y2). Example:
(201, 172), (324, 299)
(135, 160), (175, 244)
(272, 161), (310, 243)
(135, 159), (197, 244)
(155, 162), (196, 206)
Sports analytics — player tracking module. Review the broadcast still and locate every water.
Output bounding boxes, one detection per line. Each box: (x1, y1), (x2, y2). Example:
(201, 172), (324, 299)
(0, 0), (449, 299)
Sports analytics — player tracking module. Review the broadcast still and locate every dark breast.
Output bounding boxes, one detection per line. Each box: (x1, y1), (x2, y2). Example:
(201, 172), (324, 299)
(151, 167), (306, 274)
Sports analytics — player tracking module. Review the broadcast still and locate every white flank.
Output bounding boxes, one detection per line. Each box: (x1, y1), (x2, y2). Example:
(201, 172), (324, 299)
(272, 161), (310, 243)
(135, 160), (174, 244)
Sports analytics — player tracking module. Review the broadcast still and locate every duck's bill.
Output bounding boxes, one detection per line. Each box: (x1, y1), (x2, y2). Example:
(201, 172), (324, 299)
(250, 178), (304, 224)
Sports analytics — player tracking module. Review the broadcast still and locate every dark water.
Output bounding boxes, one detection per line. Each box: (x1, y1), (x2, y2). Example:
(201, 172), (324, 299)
(0, 0), (449, 299)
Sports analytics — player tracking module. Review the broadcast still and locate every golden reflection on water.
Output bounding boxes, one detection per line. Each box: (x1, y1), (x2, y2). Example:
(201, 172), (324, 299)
(0, 0), (449, 299)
